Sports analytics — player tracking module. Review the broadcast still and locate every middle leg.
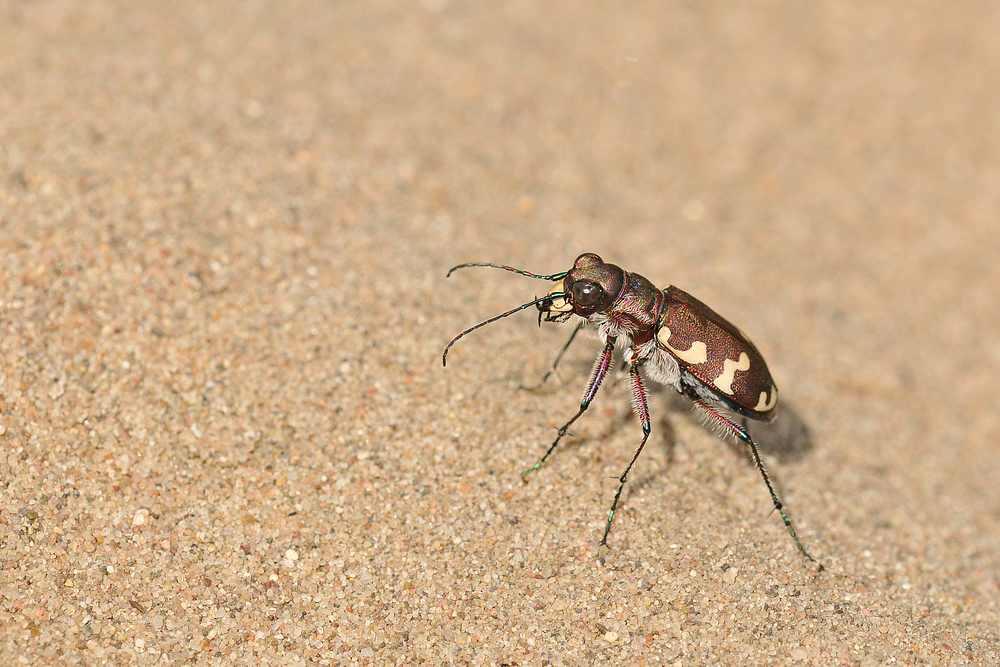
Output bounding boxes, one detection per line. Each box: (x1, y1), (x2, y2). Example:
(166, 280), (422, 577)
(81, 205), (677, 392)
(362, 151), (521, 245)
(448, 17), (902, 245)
(601, 356), (653, 546)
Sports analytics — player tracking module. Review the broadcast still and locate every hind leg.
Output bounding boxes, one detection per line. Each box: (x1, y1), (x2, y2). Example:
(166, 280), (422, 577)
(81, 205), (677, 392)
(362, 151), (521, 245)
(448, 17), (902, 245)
(691, 398), (821, 569)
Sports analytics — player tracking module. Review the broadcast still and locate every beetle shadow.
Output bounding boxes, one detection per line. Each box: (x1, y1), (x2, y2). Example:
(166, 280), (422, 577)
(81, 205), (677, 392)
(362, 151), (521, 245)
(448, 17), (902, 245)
(519, 350), (815, 498)
(620, 392), (815, 520)
(511, 348), (818, 548)
(744, 400), (815, 463)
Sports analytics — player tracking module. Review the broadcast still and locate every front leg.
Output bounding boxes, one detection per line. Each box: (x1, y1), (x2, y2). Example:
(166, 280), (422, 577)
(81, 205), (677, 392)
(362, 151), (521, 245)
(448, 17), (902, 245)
(522, 336), (616, 477)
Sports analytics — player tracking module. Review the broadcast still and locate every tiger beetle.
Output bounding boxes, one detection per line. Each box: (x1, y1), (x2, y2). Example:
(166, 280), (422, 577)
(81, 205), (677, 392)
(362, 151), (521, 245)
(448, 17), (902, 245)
(443, 253), (821, 569)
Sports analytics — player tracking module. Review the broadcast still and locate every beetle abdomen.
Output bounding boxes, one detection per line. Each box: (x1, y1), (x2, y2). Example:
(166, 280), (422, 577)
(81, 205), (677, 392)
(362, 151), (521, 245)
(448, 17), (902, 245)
(656, 286), (777, 420)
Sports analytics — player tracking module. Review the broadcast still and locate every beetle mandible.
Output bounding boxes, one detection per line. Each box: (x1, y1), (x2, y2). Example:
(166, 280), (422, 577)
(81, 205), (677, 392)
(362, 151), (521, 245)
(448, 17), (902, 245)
(443, 252), (820, 568)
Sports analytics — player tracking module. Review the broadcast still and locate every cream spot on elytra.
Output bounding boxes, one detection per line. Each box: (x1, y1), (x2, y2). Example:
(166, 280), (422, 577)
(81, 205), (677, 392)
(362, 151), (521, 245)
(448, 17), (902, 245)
(754, 385), (778, 412)
(656, 326), (709, 365)
(712, 352), (750, 395)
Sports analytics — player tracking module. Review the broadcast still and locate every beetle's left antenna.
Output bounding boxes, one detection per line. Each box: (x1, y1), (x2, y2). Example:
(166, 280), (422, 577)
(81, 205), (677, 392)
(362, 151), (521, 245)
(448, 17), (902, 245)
(443, 293), (569, 366)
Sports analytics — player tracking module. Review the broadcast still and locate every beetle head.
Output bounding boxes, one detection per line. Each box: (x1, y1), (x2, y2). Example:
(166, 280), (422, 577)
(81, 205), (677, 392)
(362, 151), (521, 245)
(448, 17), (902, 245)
(538, 253), (625, 321)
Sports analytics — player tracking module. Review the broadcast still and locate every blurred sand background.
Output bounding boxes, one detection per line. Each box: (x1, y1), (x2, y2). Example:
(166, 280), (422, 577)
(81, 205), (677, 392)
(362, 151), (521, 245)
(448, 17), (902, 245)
(2, 1), (1000, 664)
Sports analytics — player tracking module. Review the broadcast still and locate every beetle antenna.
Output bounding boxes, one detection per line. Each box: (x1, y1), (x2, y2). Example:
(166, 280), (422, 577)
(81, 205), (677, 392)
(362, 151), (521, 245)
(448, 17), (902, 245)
(447, 262), (568, 281)
(443, 293), (570, 366)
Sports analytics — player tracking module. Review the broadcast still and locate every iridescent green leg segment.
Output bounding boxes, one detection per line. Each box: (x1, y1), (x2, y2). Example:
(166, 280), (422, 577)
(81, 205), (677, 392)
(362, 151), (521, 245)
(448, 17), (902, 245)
(522, 336), (616, 478)
(602, 359), (652, 546)
(694, 399), (822, 569)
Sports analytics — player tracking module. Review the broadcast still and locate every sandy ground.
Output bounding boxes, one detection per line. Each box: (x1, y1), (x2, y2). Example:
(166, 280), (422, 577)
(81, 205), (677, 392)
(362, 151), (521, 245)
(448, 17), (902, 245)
(2, 1), (1000, 665)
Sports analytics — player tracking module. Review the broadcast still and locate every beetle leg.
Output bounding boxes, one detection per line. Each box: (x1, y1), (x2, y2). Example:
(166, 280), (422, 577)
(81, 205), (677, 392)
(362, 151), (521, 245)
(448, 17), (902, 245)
(525, 319), (585, 390)
(601, 356), (652, 546)
(692, 399), (822, 569)
(522, 336), (616, 478)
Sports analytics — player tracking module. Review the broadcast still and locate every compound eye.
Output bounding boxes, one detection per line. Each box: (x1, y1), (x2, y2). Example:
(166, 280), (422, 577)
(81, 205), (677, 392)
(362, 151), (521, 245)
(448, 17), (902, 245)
(571, 281), (602, 307)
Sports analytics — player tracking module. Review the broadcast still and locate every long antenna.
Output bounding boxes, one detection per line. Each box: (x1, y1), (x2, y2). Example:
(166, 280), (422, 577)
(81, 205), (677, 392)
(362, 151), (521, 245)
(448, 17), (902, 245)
(443, 293), (569, 366)
(447, 262), (569, 281)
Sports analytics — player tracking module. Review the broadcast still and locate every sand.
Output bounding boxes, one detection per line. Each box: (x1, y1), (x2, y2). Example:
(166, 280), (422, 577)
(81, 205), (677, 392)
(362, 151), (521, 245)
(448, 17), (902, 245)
(2, 1), (999, 664)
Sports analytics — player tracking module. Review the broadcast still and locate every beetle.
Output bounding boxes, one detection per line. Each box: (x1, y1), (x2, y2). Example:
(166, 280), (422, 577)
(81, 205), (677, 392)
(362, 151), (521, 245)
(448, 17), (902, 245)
(443, 252), (820, 567)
